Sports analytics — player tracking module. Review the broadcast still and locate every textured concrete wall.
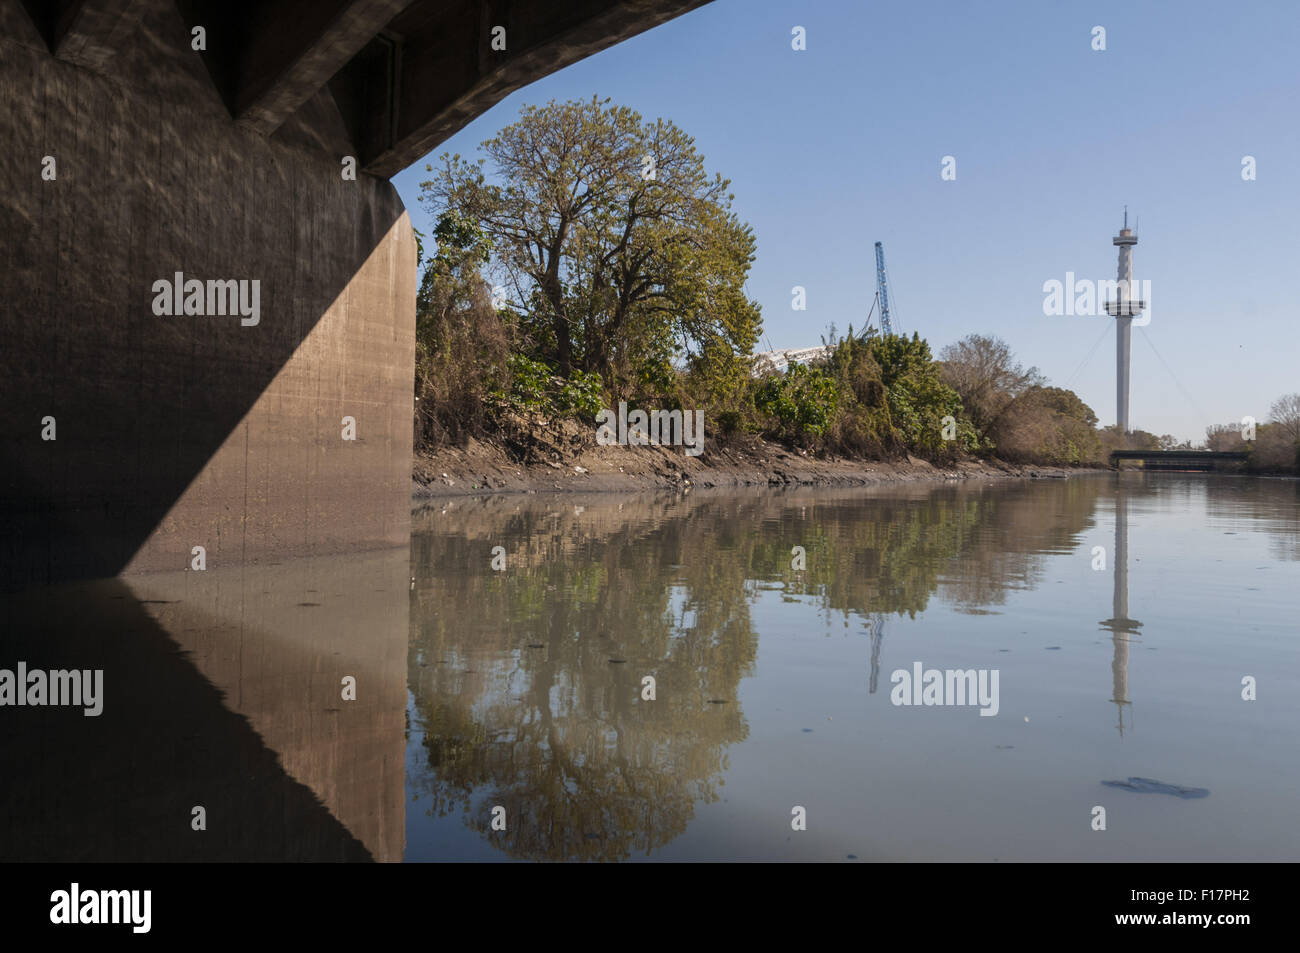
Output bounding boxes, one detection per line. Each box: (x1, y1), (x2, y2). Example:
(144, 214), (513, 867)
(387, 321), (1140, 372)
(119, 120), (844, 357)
(0, 0), (417, 589)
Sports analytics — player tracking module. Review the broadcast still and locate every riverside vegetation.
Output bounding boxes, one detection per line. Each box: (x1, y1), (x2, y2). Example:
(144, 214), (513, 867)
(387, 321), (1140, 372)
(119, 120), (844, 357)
(412, 97), (1300, 477)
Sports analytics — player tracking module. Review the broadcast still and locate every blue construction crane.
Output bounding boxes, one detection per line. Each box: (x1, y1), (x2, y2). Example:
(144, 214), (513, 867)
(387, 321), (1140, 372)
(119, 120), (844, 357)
(873, 241), (894, 336)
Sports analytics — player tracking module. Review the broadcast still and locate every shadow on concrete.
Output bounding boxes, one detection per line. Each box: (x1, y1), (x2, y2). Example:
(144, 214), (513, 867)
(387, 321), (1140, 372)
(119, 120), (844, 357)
(0, 0), (411, 590)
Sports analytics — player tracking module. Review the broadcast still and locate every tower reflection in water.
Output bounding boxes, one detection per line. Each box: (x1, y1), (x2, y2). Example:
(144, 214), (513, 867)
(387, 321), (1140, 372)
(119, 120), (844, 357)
(1099, 478), (1141, 737)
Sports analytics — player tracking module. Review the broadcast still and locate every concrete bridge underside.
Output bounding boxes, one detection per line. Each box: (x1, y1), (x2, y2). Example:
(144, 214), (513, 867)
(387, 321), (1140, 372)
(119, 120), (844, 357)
(0, 0), (708, 862)
(1, 0), (709, 590)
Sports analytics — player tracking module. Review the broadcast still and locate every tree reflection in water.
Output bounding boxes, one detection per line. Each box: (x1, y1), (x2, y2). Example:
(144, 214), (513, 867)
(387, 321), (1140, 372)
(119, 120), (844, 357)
(407, 480), (1107, 860)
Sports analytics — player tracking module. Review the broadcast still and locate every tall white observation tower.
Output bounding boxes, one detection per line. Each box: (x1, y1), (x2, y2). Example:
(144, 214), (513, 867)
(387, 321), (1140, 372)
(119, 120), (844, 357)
(1103, 209), (1146, 433)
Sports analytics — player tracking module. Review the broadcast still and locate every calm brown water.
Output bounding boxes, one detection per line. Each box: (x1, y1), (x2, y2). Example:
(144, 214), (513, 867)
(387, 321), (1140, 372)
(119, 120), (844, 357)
(3, 473), (1296, 862)
(405, 474), (1300, 861)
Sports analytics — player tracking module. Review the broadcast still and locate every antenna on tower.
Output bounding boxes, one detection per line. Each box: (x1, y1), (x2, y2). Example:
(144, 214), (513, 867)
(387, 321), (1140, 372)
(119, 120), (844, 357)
(1123, 205), (1128, 229)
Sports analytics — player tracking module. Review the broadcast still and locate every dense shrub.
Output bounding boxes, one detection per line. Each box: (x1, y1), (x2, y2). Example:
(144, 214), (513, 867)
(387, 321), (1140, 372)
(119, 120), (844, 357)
(754, 363), (841, 443)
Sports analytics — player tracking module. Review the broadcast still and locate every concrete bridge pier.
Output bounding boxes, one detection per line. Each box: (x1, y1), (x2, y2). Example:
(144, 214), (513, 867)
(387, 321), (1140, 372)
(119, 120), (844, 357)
(2, 2), (415, 589)
(0, 0), (709, 861)
(1, 0), (709, 590)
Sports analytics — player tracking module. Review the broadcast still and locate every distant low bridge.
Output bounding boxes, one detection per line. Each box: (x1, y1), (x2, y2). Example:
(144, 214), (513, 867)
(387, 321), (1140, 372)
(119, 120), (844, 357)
(1109, 450), (1249, 471)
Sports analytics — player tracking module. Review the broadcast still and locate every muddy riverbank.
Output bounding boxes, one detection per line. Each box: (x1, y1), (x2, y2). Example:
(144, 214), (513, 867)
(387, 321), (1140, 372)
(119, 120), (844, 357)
(412, 424), (1098, 498)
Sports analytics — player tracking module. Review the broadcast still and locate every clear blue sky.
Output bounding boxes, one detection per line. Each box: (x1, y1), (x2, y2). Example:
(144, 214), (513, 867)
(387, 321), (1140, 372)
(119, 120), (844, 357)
(391, 0), (1300, 443)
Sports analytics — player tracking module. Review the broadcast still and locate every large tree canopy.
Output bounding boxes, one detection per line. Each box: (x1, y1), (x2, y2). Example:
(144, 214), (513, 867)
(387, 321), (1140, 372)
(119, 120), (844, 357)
(419, 96), (761, 389)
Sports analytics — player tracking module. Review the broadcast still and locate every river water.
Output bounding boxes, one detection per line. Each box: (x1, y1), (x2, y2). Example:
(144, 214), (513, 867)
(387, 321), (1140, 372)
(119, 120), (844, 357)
(406, 474), (1300, 861)
(2, 473), (1296, 861)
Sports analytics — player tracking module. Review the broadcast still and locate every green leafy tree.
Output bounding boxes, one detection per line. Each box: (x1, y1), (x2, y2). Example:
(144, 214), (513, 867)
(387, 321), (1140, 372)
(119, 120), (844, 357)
(869, 333), (967, 454)
(818, 325), (893, 455)
(755, 362), (841, 443)
(419, 97), (762, 393)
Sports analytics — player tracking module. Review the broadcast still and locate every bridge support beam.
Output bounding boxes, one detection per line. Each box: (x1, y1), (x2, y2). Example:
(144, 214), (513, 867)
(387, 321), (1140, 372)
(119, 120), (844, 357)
(1, 3), (416, 589)
(2, 0), (710, 589)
